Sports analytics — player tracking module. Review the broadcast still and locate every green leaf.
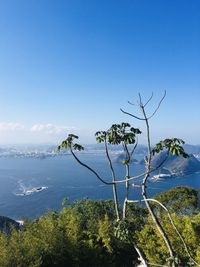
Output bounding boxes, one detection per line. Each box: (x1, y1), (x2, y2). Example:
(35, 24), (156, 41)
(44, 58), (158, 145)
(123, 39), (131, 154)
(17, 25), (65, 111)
(73, 143), (84, 151)
(152, 138), (188, 158)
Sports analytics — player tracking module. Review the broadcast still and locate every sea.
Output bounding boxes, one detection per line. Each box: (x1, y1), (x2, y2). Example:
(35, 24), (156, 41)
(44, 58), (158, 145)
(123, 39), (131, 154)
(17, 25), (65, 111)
(0, 153), (200, 220)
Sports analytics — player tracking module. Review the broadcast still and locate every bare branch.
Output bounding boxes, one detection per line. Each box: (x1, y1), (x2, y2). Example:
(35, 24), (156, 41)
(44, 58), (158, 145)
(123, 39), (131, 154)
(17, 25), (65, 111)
(121, 91), (166, 122)
(138, 93), (143, 106)
(115, 149), (169, 184)
(70, 148), (113, 185)
(123, 142), (130, 162)
(144, 92), (154, 107)
(122, 141), (131, 219)
(147, 90), (166, 120)
(105, 140), (117, 182)
(130, 138), (138, 158)
(128, 100), (137, 106)
(133, 241), (148, 267)
(69, 143), (170, 187)
(120, 108), (145, 120)
(140, 97), (175, 263)
(104, 138), (120, 220)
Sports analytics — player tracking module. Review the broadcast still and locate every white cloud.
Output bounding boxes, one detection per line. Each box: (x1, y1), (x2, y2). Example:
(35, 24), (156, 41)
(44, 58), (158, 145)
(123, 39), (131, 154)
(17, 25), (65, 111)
(0, 122), (25, 132)
(0, 122), (78, 144)
(30, 124), (76, 135)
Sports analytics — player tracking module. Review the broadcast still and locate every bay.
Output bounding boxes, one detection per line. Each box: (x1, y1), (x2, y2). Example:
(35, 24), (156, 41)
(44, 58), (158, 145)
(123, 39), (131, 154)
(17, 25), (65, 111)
(0, 154), (199, 220)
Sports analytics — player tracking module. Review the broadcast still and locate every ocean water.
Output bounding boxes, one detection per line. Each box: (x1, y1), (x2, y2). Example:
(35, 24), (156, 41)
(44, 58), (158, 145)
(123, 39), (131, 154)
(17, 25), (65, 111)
(0, 154), (200, 220)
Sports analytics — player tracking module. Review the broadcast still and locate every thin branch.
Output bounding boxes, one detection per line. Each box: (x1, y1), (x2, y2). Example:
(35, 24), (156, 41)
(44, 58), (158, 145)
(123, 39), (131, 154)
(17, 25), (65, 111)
(105, 140), (117, 182)
(133, 241), (148, 267)
(140, 101), (175, 263)
(130, 138), (138, 158)
(115, 150), (169, 184)
(144, 92), (154, 107)
(123, 142), (130, 162)
(70, 146), (169, 186)
(120, 108), (145, 121)
(128, 100), (137, 106)
(157, 203), (200, 266)
(147, 90), (166, 120)
(121, 91), (166, 122)
(104, 138), (120, 220)
(70, 148), (113, 185)
(122, 141), (131, 219)
(138, 93), (143, 106)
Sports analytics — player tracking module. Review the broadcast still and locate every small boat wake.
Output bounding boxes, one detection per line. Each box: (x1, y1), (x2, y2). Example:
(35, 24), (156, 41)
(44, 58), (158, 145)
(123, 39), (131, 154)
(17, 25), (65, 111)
(15, 180), (48, 196)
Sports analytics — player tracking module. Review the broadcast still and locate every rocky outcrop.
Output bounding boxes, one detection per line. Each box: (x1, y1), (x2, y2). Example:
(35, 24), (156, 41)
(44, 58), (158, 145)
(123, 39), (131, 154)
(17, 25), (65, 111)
(0, 216), (20, 234)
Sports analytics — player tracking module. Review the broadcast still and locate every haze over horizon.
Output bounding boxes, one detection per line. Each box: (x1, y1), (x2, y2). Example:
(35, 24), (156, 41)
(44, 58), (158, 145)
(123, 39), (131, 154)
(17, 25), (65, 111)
(0, 1), (199, 145)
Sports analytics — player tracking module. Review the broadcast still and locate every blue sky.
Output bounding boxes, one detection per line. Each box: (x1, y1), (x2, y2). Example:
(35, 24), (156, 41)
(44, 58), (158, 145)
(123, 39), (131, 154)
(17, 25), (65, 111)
(0, 0), (199, 144)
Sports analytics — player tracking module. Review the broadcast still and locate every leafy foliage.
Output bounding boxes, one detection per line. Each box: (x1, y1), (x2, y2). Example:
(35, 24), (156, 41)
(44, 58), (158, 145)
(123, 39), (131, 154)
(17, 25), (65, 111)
(154, 186), (199, 215)
(136, 212), (200, 265)
(57, 134), (84, 152)
(0, 187), (200, 266)
(152, 138), (189, 158)
(0, 200), (143, 267)
(95, 123), (141, 145)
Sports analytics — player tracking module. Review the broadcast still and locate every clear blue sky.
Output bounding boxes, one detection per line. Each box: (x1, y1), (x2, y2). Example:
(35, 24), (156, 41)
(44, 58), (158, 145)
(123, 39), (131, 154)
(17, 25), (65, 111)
(0, 0), (199, 144)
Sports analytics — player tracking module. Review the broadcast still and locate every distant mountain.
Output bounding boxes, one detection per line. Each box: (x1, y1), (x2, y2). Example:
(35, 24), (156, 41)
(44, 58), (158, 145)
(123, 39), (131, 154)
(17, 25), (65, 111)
(85, 144), (147, 153)
(0, 144), (68, 158)
(1, 143), (200, 160)
(183, 144), (200, 155)
(150, 150), (200, 176)
(114, 153), (139, 164)
(0, 144), (148, 158)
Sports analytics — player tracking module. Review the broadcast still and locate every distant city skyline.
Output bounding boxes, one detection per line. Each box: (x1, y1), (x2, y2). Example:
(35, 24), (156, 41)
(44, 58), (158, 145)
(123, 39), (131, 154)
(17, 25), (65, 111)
(0, 1), (199, 144)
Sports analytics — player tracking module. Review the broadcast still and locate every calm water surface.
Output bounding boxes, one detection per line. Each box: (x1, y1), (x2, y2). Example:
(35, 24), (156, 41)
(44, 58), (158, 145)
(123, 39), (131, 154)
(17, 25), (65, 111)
(0, 154), (199, 219)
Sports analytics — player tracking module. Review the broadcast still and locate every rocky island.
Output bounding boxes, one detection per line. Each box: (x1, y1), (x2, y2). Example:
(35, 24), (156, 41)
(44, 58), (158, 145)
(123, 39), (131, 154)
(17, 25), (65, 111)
(115, 150), (200, 178)
(150, 151), (200, 178)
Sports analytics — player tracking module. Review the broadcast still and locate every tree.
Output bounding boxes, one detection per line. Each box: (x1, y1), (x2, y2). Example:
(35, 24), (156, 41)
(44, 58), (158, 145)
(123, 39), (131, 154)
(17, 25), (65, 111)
(121, 92), (191, 266)
(154, 186), (199, 215)
(136, 211), (200, 265)
(58, 92), (197, 266)
(57, 124), (146, 264)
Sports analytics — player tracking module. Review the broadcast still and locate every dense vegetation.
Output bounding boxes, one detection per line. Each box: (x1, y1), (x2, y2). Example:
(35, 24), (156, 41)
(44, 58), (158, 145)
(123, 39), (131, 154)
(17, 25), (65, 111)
(0, 186), (200, 267)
